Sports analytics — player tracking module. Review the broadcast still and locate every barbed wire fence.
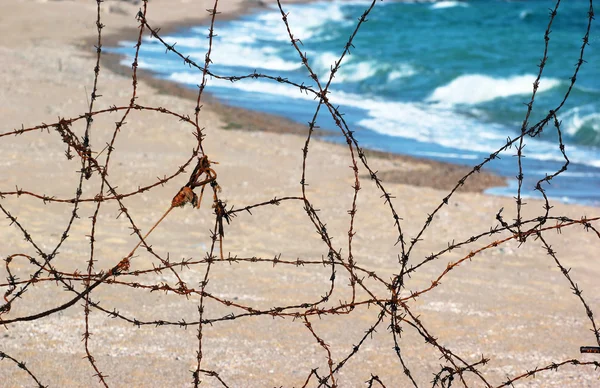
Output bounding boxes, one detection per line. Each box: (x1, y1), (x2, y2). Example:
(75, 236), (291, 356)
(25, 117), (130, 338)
(1, 0), (599, 386)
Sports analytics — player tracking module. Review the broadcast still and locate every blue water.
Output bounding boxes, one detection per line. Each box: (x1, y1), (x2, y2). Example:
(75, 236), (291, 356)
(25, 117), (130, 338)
(111, 0), (600, 205)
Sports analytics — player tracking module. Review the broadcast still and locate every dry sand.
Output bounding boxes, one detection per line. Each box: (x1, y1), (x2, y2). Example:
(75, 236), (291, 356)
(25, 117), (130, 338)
(0, 0), (599, 387)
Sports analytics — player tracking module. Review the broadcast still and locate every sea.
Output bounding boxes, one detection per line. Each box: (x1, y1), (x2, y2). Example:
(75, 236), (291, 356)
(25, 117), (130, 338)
(110, 0), (600, 206)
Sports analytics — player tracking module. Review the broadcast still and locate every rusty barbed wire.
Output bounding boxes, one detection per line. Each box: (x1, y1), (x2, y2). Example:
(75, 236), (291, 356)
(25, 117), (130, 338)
(0, 350), (46, 388)
(0, 0), (599, 386)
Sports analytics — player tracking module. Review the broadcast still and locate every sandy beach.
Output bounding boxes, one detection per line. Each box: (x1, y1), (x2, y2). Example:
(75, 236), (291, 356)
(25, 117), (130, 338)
(1, 0), (599, 387)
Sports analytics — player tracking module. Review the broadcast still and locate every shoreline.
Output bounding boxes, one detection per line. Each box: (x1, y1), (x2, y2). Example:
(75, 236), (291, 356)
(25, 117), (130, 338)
(95, 0), (507, 194)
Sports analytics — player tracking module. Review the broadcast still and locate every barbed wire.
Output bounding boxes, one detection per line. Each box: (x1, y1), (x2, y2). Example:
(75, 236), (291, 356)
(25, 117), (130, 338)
(0, 0), (599, 386)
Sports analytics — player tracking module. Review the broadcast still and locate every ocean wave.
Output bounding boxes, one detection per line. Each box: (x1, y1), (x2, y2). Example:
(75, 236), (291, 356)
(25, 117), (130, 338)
(169, 72), (317, 101)
(356, 101), (510, 153)
(314, 51), (346, 79)
(528, 170), (600, 178)
(342, 93), (600, 169)
(198, 46), (300, 71)
(140, 32), (301, 72)
(561, 104), (600, 146)
(519, 9), (534, 20)
(160, 36), (208, 49)
(524, 153), (600, 168)
(426, 74), (561, 105)
(314, 52), (416, 83)
(336, 62), (378, 82)
(140, 2), (357, 73)
(431, 1), (469, 10)
(388, 64), (417, 81)
(485, 181), (587, 206)
(184, 44), (300, 72)
(413, 151), (479, 160)
(168, 71), (600, 169)
(161, 0), (350, 54)
(248, 2), (350, 42)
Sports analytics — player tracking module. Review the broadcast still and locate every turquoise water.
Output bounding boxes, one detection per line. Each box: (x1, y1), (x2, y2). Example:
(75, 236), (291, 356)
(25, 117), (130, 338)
(111, 0), (600, 205)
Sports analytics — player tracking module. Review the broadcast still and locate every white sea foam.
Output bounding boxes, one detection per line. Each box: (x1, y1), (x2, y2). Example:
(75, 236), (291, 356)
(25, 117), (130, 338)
(337, 62), (378, 82)
(526, 153), (600, 168)
(238, 1), (350, 42)
(314, 52), (416, 83)
(528, 170), (600, 178)
(388, 64), (417, 81)
(140, 2), (353, 73)
(485, 181), (584, 205)
(313, 53), (374, 83)
(336, 92), (600, 168)
(431, 1), (469, 10)
(314, 51), (346, 78)
(169, 72), (317, 102)
(413, 151), (479, 160)
(197, 46), (300, 71)
(168, 69), (600, 168)
(160, 36), (208, 48)
(561, 104), (600, 138)
(519, 9), (534, 20)
(560, 171), (600, 178)
(356, 101), (508, 153)
(143, 33), (300, 72)
(118, 57), (177, 72)
(426, 74), (561, 105)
